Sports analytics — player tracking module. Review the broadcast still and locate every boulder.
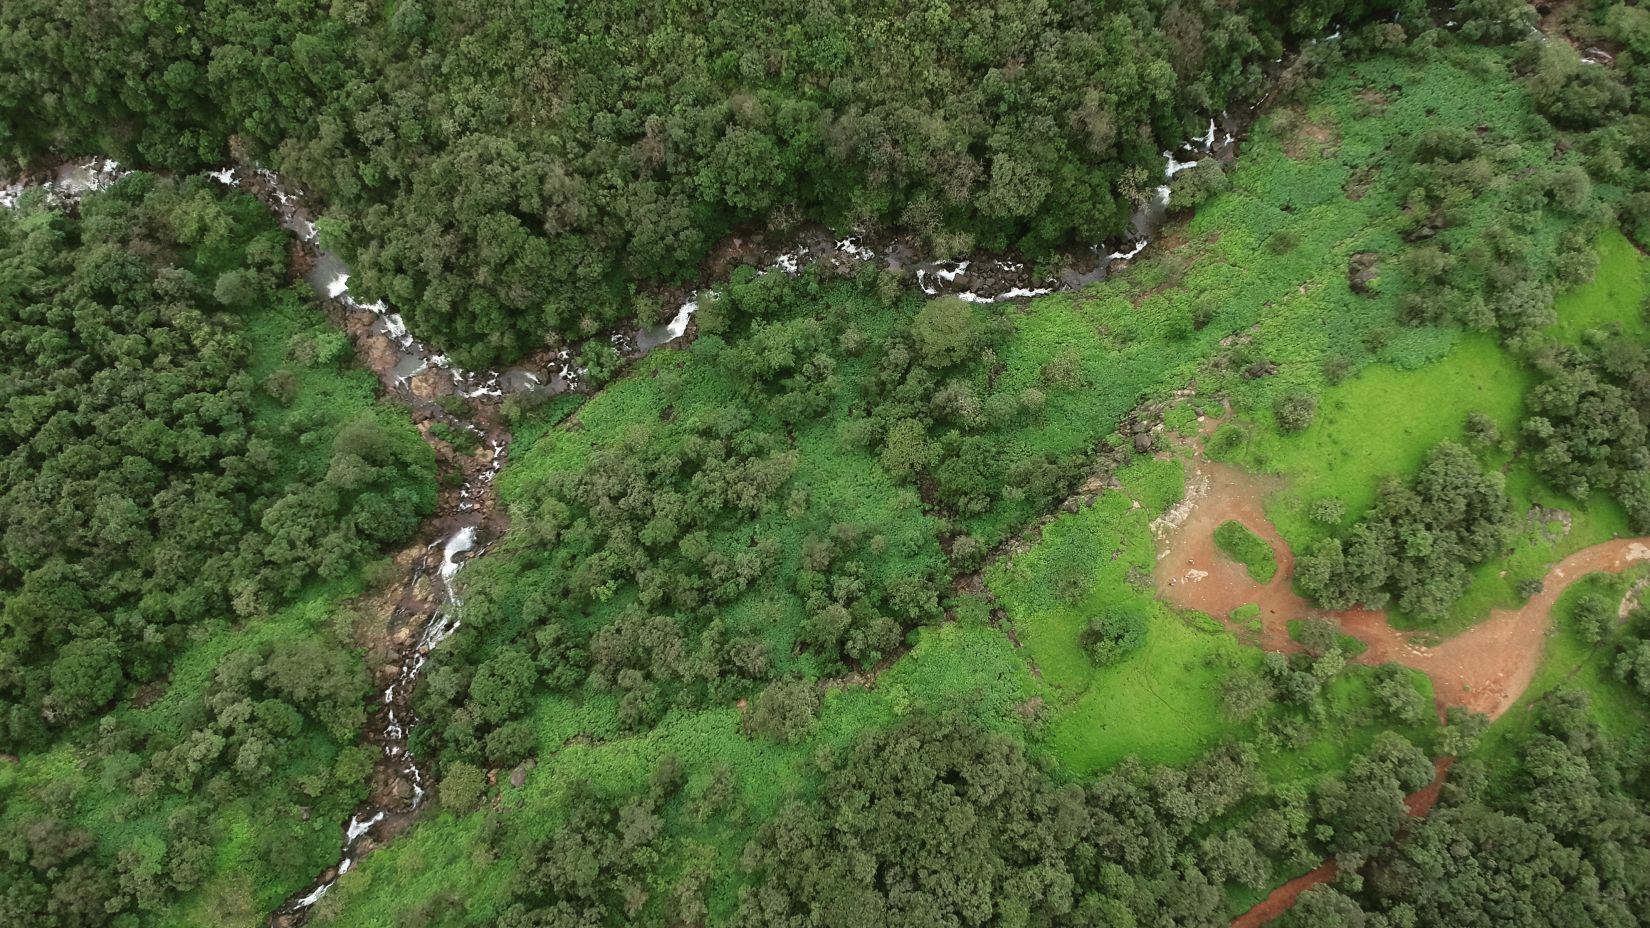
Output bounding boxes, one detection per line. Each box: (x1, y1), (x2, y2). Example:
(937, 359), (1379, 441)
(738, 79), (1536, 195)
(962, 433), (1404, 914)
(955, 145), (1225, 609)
(1348, 252), (1380, 293)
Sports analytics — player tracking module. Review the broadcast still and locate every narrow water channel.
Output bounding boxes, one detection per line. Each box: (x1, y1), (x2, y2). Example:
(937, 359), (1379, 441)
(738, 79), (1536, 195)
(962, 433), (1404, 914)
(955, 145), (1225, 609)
(1, 113), (1247, 922)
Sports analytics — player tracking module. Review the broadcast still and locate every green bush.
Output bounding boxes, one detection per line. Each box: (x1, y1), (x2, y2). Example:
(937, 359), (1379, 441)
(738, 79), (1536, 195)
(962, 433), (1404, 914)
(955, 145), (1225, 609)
(1213, 521), (1279, 583)
(1080, 608), (1148, 666)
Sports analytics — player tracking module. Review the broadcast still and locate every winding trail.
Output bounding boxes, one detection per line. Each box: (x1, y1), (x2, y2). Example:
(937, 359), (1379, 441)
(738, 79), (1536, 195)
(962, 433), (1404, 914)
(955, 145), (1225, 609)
(1231, 757), (1454, 928)
(1148, 431), (1649, 927)
(1156, 455), (1650, 720)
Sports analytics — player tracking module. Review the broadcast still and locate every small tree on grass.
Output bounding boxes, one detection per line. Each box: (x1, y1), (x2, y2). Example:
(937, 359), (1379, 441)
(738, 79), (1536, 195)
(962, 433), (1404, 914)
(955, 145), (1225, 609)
(1295, 618), (1343, 658)
(1571, 592), (1614, 645)
(1274, 388), (1318, 433)
(1080, 607), (1147, 666)
(747, 677), (820, 743)
(440, 761), (486, 811)
(912, 296), (976, 368)
(1371, 663), (1427, 724)
(1308, 496), (1346, 525)
(1220, 670), (1274, 721)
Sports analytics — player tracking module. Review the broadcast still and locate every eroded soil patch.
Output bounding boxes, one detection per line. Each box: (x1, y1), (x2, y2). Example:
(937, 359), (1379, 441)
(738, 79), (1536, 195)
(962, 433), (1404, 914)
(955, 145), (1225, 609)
(1154, 435), (1650, 720)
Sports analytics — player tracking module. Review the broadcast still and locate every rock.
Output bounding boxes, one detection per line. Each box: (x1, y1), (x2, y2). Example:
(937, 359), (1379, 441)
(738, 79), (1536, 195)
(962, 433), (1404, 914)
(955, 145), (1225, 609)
(299, 806), (312, 821)
(1133, 433), (1153, 452)
(509, 757), (536, 789)
(392, 777), (414, 801)
(1348, 252), (1380, 294)
(1402, 208), (1447, 242)
(409, 366), (455, 400)
(1241, 361), (1279, 379)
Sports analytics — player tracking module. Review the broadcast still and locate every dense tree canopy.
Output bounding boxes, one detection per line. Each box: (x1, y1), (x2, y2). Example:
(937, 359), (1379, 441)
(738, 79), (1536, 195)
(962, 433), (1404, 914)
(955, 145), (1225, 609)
(0, 0), (1422, 365)
(0, 175), (434, 746)
(1296, 441), (1511, 618)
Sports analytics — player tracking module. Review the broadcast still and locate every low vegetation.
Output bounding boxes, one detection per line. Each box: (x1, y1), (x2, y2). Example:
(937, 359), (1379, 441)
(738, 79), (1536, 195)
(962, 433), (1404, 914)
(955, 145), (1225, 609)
(1215, 519), (1279, 583)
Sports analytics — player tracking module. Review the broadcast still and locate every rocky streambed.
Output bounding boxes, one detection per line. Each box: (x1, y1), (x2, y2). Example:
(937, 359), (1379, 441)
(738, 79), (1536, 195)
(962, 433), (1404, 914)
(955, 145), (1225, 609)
(0, 105), (1250, 923)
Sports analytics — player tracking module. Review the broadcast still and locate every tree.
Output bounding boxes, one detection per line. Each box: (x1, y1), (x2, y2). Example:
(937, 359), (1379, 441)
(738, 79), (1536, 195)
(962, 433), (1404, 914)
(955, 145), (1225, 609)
(439, 762), (486, 812)
(1169, 161), (1229, 210)
(1080, 608), (1148, 666)
(746, 677), (820, 743)
(1275, 389), (1319, 433)
(911, 297), (976, 368)
(468, 649), (539, 727)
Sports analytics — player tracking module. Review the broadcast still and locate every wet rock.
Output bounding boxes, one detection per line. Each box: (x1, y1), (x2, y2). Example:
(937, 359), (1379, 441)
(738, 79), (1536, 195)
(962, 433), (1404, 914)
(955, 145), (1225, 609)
(409, 366), (455, 400)
(392, 777), (415, 801)
(1348, 252), (1380, 294)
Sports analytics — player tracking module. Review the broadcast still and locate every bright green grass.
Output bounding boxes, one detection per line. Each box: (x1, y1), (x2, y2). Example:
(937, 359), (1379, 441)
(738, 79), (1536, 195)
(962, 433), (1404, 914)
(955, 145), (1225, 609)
(1218, 229), (1646, 633)
(1039, 607), (1259, 774)
(1230, 603), (1264, 633)
(1214, 520), (1278, 583)
(1223, 333), (1531, 553)
(1547, 228), (1650, 344)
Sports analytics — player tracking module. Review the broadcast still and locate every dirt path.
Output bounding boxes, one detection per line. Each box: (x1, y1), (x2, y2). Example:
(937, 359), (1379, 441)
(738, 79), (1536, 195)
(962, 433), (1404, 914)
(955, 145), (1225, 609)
(1151, 438), (1650, 926)
(1232, 861), (1338, 928)
(1156, 456), (1650, 720)
(1232, 757), (1453, 928)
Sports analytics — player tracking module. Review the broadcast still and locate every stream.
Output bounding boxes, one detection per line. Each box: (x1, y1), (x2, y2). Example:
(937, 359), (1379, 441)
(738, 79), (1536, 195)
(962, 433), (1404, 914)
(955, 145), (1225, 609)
(0, 110), (1244, 924)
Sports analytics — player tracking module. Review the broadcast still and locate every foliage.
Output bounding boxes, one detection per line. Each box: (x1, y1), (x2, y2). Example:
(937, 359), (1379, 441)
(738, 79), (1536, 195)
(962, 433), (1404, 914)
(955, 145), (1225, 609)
(1521, 332), (1650, 531)
(1079, 607), (1148, 666)
(1214, 520), (1280, 583)
(0, 175), (433, 746)
(1290, 691), (1650, 926)
(1296, 442), (1511, 619)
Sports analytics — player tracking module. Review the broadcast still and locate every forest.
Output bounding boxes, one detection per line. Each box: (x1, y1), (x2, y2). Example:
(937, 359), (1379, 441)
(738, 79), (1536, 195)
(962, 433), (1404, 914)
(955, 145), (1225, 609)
(2, 0), (1650, 927)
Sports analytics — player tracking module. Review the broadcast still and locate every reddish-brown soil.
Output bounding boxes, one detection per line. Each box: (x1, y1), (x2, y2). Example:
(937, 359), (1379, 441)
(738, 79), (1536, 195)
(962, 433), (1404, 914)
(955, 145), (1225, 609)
(1152, 434), (1650, 928)
(1155, 456), (1650, 721)
(1233, 757), (1454, 928)
(1153, 458), (1304, 652)
(1341, 540), (1650, 719)
(1232, 861), (1338, 928)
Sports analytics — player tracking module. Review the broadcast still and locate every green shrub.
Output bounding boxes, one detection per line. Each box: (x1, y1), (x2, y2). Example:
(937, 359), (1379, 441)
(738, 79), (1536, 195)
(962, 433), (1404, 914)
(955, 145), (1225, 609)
(1213, 521), (1278, 583)
(1274, 389), (1319, 433)
(1080, 608), (1148, 666)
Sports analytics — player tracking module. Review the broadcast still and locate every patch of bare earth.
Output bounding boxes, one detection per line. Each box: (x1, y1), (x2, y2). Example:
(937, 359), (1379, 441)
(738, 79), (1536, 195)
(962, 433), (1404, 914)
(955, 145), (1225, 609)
(1153, 424), (1650, 721)
(1151, 420), (1650, 925)
(1281, 120), (1338, 160)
